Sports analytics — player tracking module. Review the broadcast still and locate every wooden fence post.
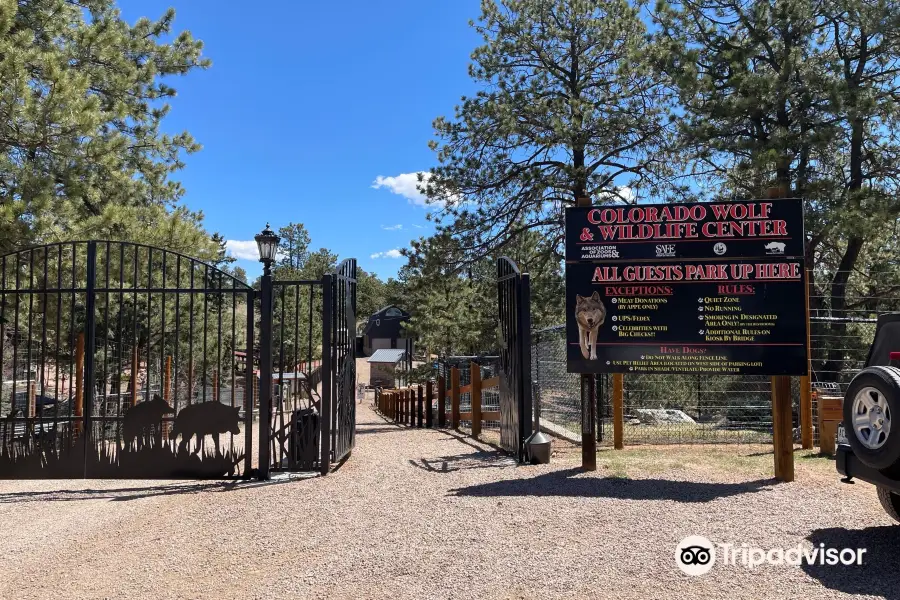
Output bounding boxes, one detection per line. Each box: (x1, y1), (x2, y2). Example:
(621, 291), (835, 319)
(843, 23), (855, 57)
(772, 376), (795, 482)
(438, 375), (447, 428)
(406, 388), (413, 426)
(450, 367), (461, 429)
(613, 373), (624, 450)
(425, 380), (433, 428)
(28, 381), (36, 419)
(75, 332), (85, 435)
(417, 384), (424, 428)
(471, 362), (482, 437)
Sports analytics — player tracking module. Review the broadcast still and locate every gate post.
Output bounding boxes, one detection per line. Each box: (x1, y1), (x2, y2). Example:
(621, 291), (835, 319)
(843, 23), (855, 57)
(83, 241), (97, 473)
(518, 272), (533, 462)
(320, 273), (333, 476)
(258, 268), (274, 480)
(244, 290), (255, 478)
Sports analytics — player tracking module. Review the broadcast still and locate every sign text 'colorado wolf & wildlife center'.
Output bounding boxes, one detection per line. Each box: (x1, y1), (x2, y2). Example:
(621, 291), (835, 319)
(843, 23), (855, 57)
(565, 199), (809, 376)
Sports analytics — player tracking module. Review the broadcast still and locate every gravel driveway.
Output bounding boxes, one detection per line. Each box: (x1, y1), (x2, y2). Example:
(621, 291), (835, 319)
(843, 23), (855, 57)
(0, 399), (897, 600)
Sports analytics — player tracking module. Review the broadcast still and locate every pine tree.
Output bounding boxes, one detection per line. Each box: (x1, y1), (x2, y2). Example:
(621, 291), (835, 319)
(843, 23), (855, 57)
(423, 0), (673, 263)
(0, 0), (210, 253)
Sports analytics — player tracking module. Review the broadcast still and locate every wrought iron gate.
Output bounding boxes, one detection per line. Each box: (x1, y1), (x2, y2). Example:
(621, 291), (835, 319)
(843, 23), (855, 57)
(329, 259), (357, 463)
(258, 258), (357, 477)
(497, 257), (533, 462)
(0, 242), (254, 478)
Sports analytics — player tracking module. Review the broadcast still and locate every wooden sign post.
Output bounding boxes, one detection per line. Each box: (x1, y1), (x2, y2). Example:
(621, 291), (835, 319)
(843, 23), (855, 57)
(576, 197), (597, 471)
(772, 375), (795, 481)
(613, 373), (624, 450)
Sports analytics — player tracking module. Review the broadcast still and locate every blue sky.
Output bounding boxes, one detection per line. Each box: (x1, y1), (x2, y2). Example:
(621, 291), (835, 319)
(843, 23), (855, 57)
(118, 0), (482, 280)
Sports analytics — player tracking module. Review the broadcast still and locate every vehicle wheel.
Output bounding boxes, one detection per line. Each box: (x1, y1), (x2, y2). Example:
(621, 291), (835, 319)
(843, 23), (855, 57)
(843, 366), (900, 470)
(876, 486), (900, 524)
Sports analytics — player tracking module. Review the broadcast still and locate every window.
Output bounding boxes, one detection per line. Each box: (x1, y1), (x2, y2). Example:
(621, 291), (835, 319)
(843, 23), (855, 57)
(386, 308), (402, 317)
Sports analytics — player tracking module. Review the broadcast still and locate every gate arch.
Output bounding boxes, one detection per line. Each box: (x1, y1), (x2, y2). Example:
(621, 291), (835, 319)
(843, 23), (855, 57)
(0, 240), (254, 478)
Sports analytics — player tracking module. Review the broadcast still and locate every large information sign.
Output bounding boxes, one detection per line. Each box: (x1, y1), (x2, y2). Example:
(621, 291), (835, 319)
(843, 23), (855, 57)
(565, 199), (808, 375)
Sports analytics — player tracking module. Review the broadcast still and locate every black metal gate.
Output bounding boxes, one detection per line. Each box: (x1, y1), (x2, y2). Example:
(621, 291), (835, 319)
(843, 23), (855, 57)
(0, 236), (361, 479)
(258, 258), (356, 477)
(497, 257), (533, 462)
(329, 259), (357, 463)
(0, 242), (254, 478)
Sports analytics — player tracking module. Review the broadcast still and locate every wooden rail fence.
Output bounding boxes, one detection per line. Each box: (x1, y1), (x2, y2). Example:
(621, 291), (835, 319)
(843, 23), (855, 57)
(375, 366), (500, 437)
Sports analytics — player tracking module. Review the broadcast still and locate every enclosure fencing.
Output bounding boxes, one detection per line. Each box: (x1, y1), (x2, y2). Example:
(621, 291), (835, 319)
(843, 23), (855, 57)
(531, 270), (898, 446)
(436, 356), (501, 433)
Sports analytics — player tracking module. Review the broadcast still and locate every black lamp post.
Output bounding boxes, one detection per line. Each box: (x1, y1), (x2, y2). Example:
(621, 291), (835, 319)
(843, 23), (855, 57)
(255, 223), (279, 480)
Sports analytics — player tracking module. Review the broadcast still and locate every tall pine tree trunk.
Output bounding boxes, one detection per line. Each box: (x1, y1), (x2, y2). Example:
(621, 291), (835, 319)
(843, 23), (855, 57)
(824, 116), (865, 381)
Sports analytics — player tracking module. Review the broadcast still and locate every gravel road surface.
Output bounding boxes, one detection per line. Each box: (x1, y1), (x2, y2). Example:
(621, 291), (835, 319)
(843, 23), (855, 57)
(0, 398), (897, 599)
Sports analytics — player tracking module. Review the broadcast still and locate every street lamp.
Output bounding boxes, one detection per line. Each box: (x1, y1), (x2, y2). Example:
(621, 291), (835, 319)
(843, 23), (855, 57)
(255, 223), (280, 275)
(255, 222), (280, 480)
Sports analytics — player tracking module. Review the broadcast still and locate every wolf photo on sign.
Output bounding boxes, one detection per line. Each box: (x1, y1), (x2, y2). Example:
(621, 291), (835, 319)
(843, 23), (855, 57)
(575, 291), (607, 360)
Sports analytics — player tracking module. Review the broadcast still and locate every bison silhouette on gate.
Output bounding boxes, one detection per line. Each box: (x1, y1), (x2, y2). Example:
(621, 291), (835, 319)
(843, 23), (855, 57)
(171, 402), (241, 455)
(123, 394), (174, 451)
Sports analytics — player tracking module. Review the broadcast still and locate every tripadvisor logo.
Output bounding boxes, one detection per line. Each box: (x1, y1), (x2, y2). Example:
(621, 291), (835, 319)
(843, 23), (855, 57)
(676, 536), (716, 576)
(675, 536), (867, 576)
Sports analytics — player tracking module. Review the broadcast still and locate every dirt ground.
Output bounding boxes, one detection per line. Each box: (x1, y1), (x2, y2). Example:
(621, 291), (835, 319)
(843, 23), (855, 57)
(0, 391), (897, 599)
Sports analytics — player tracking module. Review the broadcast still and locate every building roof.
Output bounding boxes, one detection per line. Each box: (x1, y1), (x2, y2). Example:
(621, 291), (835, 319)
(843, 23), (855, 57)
(369, 305), (410, 319)
(367, 349), (408, 364)
(363, 305), (410, 337)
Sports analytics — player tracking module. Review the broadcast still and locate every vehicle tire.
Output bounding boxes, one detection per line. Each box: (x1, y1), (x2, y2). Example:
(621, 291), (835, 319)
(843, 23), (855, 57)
(876, 486), (900, 524)
(843, 366), (900, 470)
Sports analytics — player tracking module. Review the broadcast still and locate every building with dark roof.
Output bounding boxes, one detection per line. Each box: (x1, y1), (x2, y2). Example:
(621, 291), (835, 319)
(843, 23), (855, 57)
(362, 305), (413, 357)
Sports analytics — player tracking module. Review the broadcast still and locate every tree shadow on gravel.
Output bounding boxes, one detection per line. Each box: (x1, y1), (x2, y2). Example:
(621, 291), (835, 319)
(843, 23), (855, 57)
(0, 475), (306, 503)
(410, 451), (518, 473)
(801, 526), (900, 600)
(355, 426), (404, 435)
(448, 468), (773, 503)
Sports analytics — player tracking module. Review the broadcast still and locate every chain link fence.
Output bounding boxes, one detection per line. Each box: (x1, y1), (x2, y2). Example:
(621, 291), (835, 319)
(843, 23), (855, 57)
(533, 325), (777, 445)
(532, 270), (900, 446)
